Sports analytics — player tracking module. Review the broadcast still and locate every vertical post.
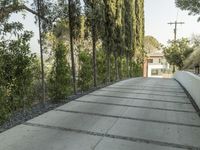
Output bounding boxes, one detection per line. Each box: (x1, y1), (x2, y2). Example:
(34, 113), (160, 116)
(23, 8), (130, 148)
(174, 21), (177, 41)
(37, 0), (45, 106)
(168, 21), (184, 42)
(168, 21), (184, 74)
(195, 64), (200, 75)
(172, 65), (175, 73)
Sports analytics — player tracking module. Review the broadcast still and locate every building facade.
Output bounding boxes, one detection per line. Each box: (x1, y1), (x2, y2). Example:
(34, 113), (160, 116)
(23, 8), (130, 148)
(143, 50), (171, 78)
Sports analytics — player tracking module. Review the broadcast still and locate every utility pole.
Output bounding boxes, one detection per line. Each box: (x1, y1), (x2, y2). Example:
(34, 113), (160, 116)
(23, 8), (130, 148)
(168, 21), (184, 41)
(168, 21), (184, 73)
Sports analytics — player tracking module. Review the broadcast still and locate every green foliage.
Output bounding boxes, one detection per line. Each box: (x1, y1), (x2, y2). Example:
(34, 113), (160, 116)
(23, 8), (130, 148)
(84, 0), (105, 86)
(48, 42), (72, 102)
(144, 36), (161, 53)
(124, 0), (134, 54)
(52, 20), (70, 40)
(103, 0), (117, 82)
(84, 0), (105, 40)
(0, 0), (146, 124)
(28, 58), (43, 102)
(130, 61), (143, 77)
(176, 0), (200, 21)
(164, 38), (193, 70)
(0, 0), (24, 22)
(120, 57), (128, 78)
(69, 0), (82, 40)
(182, 35), (200, 69)
(135, 0), (145, 60)
(0, 31), (37, 124)
(78, 50), (93, 91)
(0, 22), (23, 37)
(0, 87), (10, 125)
(110, 54), (116, 82)
(191, 34), (200, 47)
(96, 49), (107, 84)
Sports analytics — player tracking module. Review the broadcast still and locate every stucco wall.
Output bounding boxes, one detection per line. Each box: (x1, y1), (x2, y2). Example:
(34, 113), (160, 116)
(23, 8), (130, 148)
(148, 64), (164, 78)
(174, 71), (200, 109)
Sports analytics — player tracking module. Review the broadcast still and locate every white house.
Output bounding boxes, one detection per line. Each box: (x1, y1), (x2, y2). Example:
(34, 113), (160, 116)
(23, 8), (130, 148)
(144, 50), (171, 78)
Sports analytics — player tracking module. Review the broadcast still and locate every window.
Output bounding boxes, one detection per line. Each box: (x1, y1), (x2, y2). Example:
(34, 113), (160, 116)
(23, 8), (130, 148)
(151, 69), (163, 76)
(148, 59), (153, 63)
(151, 69), (159, 75)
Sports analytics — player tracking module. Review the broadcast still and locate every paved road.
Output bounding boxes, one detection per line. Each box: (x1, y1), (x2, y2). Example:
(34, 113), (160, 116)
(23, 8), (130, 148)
(0, 78), (200, 150)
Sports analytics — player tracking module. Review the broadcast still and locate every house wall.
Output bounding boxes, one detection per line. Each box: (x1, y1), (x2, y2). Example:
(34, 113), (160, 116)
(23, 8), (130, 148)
(148, 64), (165, 78)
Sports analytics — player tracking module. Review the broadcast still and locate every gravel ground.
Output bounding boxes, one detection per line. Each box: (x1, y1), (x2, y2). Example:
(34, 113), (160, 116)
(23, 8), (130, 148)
(0, 90), (93, 133)
(0, 81), (119, 133)
(0, 101), (65, 133)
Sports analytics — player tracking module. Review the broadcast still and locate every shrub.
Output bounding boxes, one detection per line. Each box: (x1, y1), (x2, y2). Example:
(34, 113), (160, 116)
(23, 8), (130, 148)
(48, 42), (72, 102)
(96, 49), (107, 85)
(78, 50), (93, 91)
(0, 31), (36, 124)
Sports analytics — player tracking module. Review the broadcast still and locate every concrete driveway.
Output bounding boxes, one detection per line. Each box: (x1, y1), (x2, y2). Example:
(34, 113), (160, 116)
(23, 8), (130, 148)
(0, 78), (200, 150)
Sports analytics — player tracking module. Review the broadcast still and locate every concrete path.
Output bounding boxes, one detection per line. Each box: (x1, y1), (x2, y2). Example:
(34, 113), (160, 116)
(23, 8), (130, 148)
(0, 78), (200, 150)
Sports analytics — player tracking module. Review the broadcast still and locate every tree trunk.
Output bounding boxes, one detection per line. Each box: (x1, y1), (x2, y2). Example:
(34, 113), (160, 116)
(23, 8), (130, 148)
(114, 50), (119, 81)
(106, 50), (111, 84)
(173, 65), (176, 73)
(37, 0), (45, 106)
(126, 51), (129, 78)
(119, 53), (122, 79)
(129, 55), (132, 77)
(92, 3), (97, 87)
(104, 1), (111, 84)
(68, 0), (76, 94)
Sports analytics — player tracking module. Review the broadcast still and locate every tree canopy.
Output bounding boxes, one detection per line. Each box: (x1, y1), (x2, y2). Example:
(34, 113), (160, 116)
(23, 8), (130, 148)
(0, 0), (145, 124)
(175, 0), (200, 21)
(144, 36), (161, 54)
(164, 38), (193, 70)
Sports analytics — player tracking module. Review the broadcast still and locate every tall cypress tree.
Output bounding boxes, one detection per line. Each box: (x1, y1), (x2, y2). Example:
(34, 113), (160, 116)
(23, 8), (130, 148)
(68, 0), (81, 94)
(135, 0), (145, 63)
(84, 0), (101, 87)
(91, 1), (97, 87)
(49, 42), (71, 101)
(124, 0), (134, 77)
(36, 0), (45, 106)
(114, 0), (123, 80)
(103, 0), (116, 83)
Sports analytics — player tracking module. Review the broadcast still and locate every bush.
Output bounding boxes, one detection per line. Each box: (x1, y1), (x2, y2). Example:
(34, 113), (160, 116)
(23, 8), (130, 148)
(48, 42), (72, 102)
(130, 61), (143, 77)
(0, 31), (36, 124)
(0, 88), (10, 125)
(97, 49), (107, 85)
(110, 54), (116, 82)
(78, 50), (93, 91)
(121, 56), (129, 79)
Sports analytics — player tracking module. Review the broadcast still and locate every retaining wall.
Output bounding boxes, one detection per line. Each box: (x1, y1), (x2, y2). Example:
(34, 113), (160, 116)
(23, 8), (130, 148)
(174, 71), (200, 111)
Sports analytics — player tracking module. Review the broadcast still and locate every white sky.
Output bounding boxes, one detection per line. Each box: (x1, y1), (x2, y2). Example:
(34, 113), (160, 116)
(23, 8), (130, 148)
(145, 0), (200, 45)
(9, 0), (200, 53)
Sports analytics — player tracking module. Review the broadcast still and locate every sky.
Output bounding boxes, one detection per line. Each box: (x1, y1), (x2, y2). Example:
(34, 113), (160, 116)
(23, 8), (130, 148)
(9, 0), (200, 53)
(145, 0), (200, 44)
